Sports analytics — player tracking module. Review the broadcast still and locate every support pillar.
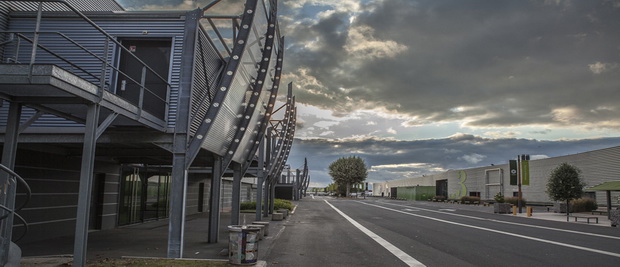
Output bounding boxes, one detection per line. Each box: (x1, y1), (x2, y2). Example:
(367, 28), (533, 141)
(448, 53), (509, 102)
(73, 104), (100, 267)
(167, 151), (188, 258)
(208, 157), (223, 243)
(255, 141), (265, 221)
(231, 162), (242, 226)
(0, 102), (21, 266)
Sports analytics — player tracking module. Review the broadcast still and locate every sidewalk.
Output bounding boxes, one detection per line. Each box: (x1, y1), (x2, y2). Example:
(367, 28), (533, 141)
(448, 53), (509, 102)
(19, 211), (287, 266)
(382, 198), (616, 227)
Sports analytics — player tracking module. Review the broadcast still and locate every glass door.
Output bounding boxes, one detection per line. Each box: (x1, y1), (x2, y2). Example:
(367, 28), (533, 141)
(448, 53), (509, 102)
(119, 165), (171, 225)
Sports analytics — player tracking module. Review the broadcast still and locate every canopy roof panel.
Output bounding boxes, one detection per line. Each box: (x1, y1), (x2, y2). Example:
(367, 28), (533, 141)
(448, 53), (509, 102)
(586, 181), (620, 191)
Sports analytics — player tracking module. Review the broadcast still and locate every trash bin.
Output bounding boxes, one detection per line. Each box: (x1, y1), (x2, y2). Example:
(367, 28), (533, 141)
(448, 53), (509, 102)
(228, 225), (260, 265)
(610, 210), (620, 227)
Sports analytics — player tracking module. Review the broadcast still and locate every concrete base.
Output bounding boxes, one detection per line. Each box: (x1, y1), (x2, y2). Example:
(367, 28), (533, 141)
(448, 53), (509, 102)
(7, 242), (21, 267)
(252, 221), (270, 236)
(272, 213), (283, 221)
(248, 224), (265, 240)
(278, 209), (289, 218)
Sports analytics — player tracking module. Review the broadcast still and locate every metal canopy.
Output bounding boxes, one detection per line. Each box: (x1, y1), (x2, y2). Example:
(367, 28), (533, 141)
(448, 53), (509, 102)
(0, 64), (167, 131)
(586, 181), (620, 191)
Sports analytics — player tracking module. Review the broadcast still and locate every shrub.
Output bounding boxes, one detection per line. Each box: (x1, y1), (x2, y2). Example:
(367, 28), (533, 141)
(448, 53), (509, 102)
(570, 198), (598, 212)
(460, 196), (480, 203)
(274, 199), (294, 211)
(240, 199), (294, 211)
(433, 195), (446, 201)
(494, 192), (505, 203)
(504, 197), (526, 206)
(240, 201), (256, 210)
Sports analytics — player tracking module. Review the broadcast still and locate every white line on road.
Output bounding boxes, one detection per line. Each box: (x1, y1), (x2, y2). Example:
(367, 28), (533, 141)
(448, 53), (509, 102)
(375, 201), (620, 241)
(361, 202), (620, 258)
(324, 200), (426, 267)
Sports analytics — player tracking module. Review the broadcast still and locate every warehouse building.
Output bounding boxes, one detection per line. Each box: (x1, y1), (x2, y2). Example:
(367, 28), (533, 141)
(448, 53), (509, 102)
(374, 146), (620, 206)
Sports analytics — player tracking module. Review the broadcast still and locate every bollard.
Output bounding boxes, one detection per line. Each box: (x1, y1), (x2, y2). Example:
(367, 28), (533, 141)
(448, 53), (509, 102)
(527, 207), (533, 217)
(512, 205), (517, 215)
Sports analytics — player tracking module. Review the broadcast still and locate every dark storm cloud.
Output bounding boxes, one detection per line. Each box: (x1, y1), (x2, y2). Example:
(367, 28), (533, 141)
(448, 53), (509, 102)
(287, 135), (620, 186)
(282, 0), (620, 128)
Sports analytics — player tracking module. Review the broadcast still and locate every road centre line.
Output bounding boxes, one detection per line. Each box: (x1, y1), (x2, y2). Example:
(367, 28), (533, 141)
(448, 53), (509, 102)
(360, 201), (620, 258)
(370, 201), (620, 241)
(324, 200), (426, 267)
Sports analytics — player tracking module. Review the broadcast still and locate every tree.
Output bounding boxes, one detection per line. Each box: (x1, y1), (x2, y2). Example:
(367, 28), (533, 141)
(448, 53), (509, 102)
(328, 156), (368, 197)
(546, 163), (586, 219)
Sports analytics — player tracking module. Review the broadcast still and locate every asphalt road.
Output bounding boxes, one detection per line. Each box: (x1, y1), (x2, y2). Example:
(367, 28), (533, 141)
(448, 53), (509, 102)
(265, 196), (620, 267)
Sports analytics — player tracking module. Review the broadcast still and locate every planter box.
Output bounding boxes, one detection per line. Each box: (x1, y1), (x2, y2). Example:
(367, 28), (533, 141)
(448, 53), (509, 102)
(494, 203), (512, 214)
(554, 203), (568, 213)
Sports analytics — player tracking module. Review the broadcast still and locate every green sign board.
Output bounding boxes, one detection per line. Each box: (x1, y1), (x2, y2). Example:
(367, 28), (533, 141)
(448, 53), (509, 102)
(509, 160), (518, 185)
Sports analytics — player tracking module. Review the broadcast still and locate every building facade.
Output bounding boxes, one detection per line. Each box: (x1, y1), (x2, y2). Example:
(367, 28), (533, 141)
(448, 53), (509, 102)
(374, 146), (620, 206)
(0, 0), (296, 265)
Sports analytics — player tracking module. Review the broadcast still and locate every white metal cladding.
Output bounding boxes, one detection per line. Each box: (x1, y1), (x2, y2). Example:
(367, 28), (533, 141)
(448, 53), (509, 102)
(2, 13), (186, 128)
(381, 145), (620, 205)
(189, 27), (224, 136)
(202, 2), (269, 156)
(0, 0), (124, 12)
(232, 42), (278, 163)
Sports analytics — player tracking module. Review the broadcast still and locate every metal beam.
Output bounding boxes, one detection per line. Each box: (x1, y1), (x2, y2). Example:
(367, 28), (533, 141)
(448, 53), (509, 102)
(0, 102), (21, 266)
(255, 140), (265, 221)
(167, 8), (201, 258)
(72, 103), (100, 267)
(231, 162), (242, 225)
(184, 0), (259, 170)
(208, 156), (223, 243)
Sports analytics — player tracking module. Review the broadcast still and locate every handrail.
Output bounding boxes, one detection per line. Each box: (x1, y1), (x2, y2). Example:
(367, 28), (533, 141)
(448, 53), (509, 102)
(0, 164), (31, 242)
(10, 0), (170, 84)
(0, 0), (172, 115)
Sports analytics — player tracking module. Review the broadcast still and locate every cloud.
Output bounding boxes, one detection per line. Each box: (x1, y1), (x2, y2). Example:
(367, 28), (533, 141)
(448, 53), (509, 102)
(344, 25), (408, 60)
(280, 0), (620, 131)
(458, 153), (486, 164)
(589, 62), (618, 74)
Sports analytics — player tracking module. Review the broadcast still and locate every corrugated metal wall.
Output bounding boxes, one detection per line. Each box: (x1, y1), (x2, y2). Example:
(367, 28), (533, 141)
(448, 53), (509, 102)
(189, 27), (224, 137)
(1, 13), (186, 128)
(0, 0), (123, 12)
(202, 2), (269, 157)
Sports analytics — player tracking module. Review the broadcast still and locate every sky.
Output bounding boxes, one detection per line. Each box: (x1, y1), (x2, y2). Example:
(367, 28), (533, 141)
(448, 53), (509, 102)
(117, 0), (620, 187)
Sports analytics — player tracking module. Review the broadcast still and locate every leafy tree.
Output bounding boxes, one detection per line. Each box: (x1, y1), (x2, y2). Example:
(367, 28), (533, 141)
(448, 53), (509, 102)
(546, 163), (586, 219)
(328, 156), (368, 197)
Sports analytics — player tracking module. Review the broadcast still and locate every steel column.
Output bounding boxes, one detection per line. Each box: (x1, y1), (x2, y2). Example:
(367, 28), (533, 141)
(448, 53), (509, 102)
(255, 140), (265, 221)
(0, 102), (21, 266)
(73, 103), (100, 267)
(295, 169), (302, 200)
(231, 162), (242, 226)
(208, 157), (223, 243)
(167, 151), (188, 258)
(167, 8), (200, 258)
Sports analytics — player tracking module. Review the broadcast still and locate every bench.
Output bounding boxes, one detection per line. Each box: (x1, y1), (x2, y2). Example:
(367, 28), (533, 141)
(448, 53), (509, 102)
(591, 210), (608, 215)
(568, 215), (598, 224)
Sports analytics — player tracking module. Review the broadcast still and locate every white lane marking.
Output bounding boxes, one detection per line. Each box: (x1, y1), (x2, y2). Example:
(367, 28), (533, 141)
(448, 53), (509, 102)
(361, 202), (620, 258)
(324, 200), (426, 267)
(373, 201), (620, 241)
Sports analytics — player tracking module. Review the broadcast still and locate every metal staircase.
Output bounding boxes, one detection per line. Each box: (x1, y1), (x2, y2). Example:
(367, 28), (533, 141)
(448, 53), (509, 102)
(0, 164), (31, 266)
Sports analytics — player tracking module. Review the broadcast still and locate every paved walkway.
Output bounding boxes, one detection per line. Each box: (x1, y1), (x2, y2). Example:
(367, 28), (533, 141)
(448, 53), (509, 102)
(385, 198), (615, 226)
(19, 211), (287, 266)
(18, 198), (617, 266)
